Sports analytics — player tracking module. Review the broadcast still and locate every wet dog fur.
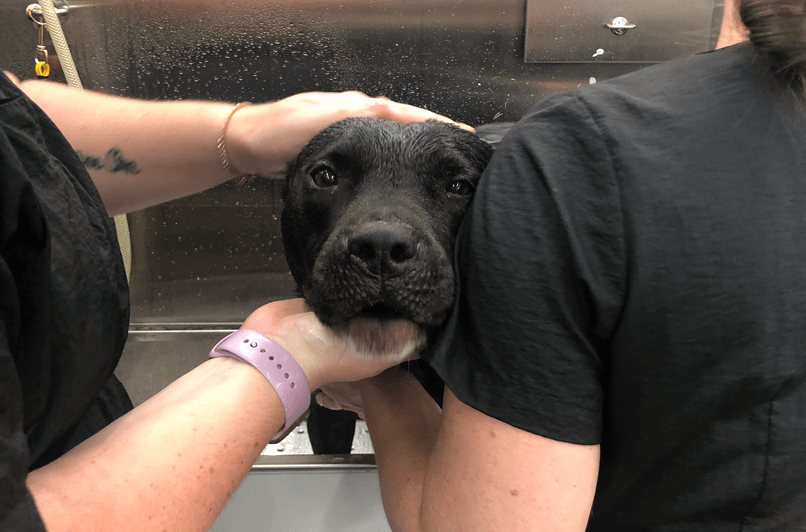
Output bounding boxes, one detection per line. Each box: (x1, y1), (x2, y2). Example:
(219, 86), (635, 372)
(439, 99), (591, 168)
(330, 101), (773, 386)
(281, 117), (510, 453)
(282, 118), (497, 359)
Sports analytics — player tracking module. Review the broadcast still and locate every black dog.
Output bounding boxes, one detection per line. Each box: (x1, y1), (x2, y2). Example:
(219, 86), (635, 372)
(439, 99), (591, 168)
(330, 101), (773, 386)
(281, 117), (509, 453)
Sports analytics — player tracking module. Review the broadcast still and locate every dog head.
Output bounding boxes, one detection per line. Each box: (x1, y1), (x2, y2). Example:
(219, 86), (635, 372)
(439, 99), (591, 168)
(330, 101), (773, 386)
(281, 117), (498, 359)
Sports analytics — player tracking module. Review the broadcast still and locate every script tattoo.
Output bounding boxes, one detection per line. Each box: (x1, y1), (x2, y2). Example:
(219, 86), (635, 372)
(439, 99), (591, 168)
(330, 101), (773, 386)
(76, 148), (141, 175)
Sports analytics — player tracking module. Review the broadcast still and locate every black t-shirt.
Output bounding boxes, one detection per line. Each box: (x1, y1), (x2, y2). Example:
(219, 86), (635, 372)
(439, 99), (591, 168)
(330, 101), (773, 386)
(0, 74), (131, 529)
(426, 43), (806, 530)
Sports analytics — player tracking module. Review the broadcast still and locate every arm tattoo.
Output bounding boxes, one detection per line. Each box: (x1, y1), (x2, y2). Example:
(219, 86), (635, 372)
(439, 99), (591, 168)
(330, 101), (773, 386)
(76, 149), (141, 175)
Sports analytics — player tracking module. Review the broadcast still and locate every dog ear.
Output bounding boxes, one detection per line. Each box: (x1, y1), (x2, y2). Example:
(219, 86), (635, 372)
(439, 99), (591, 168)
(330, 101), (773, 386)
(474, 122), (515, 149)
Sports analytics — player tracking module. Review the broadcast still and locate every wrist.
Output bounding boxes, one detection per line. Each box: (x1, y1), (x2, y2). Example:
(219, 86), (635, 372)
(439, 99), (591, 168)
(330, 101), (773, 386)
(255, 312), (345, 392)
(209, 329), (311, 442)
(260, 330), (326, 392)
(224, 101), (287, 177)
(217, 102), (259, 178)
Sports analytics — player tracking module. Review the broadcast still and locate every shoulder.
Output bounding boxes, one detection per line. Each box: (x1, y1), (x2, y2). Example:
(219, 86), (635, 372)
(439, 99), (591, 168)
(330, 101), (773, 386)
(514, 43), (760, 135)
(0, 72), (25, 100)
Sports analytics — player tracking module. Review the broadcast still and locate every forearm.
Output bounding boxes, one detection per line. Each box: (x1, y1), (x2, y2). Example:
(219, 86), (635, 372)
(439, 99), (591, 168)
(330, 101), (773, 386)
(25, 299), (410, 532)
(358, 370), (442, 532)
(20, 79), (235, 216)
(27, 357), (283, 532)
(17, 80), (470, 217)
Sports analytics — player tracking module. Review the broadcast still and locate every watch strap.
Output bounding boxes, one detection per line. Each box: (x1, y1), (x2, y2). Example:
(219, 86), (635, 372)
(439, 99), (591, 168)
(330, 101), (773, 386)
(209, 329), (310, 443)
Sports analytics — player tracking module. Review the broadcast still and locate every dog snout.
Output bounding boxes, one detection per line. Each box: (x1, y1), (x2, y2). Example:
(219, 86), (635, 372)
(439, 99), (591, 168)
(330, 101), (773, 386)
(347, 222), (418, 277)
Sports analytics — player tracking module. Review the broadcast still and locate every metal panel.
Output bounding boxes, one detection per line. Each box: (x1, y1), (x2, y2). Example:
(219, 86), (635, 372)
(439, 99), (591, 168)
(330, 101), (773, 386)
(0, 0), (665, 328)
(525, 0), (723, 63)
(212, 457), (391, 532)
(0, 0), (723, 447)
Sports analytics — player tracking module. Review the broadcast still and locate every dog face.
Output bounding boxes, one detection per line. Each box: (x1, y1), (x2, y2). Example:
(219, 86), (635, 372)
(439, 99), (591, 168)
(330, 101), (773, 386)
(281, 118), (494, 359)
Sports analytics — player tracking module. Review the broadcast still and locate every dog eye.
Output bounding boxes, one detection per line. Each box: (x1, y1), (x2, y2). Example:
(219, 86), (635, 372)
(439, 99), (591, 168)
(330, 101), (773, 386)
(311, 166), (337, 188)
(446, 178), (475, 196)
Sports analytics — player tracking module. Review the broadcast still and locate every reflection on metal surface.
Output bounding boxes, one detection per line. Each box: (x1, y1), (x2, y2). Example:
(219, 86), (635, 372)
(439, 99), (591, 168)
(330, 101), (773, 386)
(254, 453), (378, 470)
(606, 16), (636, 36)
(1, 0), (684, 333)
(0, 0), (725, 447)
(261, 420), (375, 457)
(211, 458), (390, 532)
(525, 0), (722, 63)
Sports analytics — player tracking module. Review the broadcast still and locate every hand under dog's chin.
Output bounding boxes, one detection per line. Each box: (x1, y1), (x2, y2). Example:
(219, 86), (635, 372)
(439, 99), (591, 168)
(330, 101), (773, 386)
(334, 317), (427, 361)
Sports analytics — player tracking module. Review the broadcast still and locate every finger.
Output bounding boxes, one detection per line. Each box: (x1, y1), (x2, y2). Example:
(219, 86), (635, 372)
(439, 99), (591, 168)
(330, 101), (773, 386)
(315, 391), (343, 411)
(369, 100), (475, 132)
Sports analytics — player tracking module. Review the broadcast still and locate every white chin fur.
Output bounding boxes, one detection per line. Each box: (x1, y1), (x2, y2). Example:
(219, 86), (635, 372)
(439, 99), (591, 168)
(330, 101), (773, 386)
(342, 317), (427, 361)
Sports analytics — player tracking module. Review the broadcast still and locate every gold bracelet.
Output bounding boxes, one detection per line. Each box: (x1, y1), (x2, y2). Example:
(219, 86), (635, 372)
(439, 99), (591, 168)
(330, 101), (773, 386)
(217, 102), (253, 178)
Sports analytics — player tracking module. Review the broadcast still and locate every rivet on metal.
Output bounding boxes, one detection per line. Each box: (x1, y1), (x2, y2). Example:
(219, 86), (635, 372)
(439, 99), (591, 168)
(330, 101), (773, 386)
(606, 16), (636, 36)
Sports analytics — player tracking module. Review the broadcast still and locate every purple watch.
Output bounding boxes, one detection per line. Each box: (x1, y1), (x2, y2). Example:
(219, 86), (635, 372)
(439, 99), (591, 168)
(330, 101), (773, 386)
(209, 329), (311, 443)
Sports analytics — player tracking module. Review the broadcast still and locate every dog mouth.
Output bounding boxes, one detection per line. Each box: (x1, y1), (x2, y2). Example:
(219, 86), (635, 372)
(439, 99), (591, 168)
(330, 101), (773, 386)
(343, 315), (427, 361)
(320, 302), (427, 360)
(357, 302), (408, 321)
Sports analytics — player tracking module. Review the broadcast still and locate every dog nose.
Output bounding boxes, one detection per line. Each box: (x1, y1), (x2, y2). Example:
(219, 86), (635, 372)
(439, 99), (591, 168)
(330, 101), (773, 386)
(348, 222), (418, 277)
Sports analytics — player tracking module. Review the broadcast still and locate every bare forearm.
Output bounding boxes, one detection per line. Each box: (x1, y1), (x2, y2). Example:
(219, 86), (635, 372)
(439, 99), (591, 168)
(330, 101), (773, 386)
(20, 79), (234, 216)
(359, 371), (442, 532)
(27, 357), (283, 532)
(17, 81), (471, 216)
(24, 299), (410, 532)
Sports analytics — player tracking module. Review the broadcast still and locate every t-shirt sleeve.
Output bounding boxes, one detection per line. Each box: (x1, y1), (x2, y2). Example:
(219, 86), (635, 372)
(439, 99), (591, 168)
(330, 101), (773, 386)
(0, 78), (49, 530)
(425, 92), (626, 445)
(0, 269), (47, 531)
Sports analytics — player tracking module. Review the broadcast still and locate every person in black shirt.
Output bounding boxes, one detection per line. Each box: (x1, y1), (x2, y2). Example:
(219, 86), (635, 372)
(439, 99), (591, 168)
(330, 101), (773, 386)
(0, 73), (465, 532)
(318, 1), (806, 530)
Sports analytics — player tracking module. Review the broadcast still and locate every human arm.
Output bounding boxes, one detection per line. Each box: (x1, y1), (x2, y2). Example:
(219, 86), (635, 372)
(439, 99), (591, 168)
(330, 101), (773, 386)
(25, 298), (407, 532)
(317, 371), (598, 532)
(17, 79), (469, 216)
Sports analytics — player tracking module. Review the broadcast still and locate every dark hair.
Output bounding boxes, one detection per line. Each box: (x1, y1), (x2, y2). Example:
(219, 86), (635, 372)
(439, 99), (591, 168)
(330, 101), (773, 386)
(740, 0), (806, 98)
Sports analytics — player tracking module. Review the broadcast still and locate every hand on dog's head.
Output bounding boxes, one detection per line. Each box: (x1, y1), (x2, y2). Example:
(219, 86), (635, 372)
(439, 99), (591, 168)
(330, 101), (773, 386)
(280, 117), (506, 359)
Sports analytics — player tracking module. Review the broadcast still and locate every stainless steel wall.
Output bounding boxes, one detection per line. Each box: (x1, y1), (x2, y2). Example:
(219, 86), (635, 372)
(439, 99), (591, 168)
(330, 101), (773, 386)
(1, 0), (722, 406)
